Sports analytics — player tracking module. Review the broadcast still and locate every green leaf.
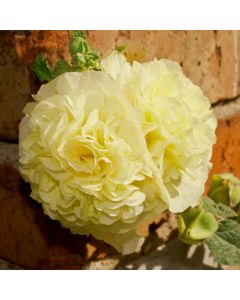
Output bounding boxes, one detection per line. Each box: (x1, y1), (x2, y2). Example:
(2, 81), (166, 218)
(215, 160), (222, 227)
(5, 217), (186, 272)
(53, 60), (73, 77)
(207, 219), (240, 265)
(33, 54), (54, 82)
(202, 196), (237, 220)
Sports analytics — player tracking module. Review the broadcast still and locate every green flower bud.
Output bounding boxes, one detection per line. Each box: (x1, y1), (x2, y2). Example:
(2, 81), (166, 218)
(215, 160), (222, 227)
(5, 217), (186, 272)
(71, 31), (85, 39)
(84, 52), (100, 69)
(87, 50), (100, 60)
(178, 202), (218, 245)
(69, 31), (89, 56)
(69, 31), (101, 71)
(208, 174), (240, 209)
(72, 53), (86, 68)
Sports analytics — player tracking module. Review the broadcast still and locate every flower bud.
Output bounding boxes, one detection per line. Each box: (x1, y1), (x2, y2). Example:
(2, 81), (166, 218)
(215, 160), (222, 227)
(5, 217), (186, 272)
(178, 202), (218, 245)
(208, 174), (240, 209)
(72, 53), (86, 68)
(69, 33), (89, 56)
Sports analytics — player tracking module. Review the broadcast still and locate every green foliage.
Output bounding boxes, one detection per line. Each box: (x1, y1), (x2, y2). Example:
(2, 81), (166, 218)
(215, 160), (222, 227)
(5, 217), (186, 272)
(204, 174), (240, 265)
(207, 219), (240, 265)
(53, 60), (73, 77)
(33, 54), (54, 82)
(202, 196), (237, 220)
(178, 194), (240, 266)
(33, 30), (101, 82)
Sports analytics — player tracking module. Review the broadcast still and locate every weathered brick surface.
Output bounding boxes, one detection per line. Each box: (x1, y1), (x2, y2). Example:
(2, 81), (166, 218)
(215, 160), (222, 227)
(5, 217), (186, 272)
(88, 30), (240, 103)
(207, 114), (240, 189)
(0, 165), (116, 269)
(0, 30), (240, 140)
(0, 31), (71, 141)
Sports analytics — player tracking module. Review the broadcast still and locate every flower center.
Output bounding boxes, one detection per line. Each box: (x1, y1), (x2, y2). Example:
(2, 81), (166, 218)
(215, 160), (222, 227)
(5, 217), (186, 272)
(63, 140), (97, 173)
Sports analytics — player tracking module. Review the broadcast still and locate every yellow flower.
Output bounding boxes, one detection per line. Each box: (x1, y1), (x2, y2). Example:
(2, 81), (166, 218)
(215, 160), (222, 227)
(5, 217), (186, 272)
(19, 53), (217, 254)
(102, 52), (217, 213)
(19, 71), (165, 254)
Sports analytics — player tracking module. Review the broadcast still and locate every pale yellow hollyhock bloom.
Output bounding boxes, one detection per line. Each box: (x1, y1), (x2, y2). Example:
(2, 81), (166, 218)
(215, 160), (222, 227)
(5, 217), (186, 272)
(102, 52), (217, 213)
(19, 52), (216, 255)
(19, 71), (167, 254)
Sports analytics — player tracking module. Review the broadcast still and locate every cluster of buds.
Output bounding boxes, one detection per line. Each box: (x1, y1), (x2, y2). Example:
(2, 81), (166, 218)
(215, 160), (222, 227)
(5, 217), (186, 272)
(33, 31), (101, 82)
(69, 31), (100, 71)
